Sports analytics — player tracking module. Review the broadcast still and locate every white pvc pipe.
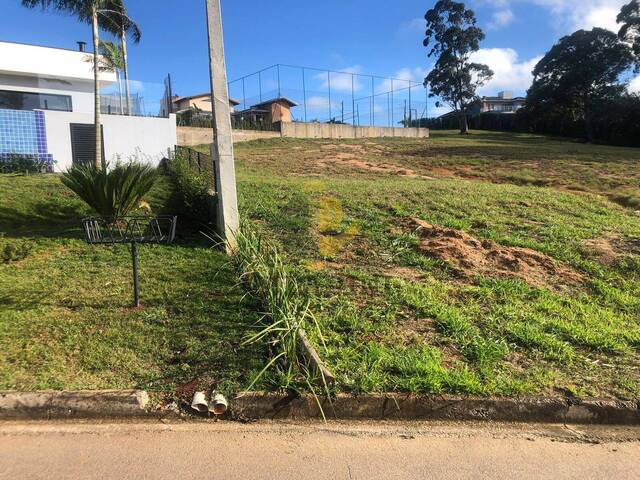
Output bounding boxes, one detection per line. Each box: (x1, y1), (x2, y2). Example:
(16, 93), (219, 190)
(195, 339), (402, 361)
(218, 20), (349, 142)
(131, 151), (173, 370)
(191, 391), (208, 413)
(209, 393), (228, 415)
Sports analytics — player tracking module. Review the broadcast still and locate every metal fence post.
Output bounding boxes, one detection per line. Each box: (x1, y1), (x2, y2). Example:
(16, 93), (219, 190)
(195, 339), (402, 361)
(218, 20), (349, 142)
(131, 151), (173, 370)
(327, 71), (332, 122)
(277, 64), (281, 98)
(131, 241), (139, 307)
(302, 67), (307, 122)
(167, 73), (173, 116)
(408, 83), (412, 127)
(351, 73), (355, 127)
(404, 100), (407, 127)
(242, 77), (246, 110)
(425, 84), (429, 121)
(391, 79), (394, 127)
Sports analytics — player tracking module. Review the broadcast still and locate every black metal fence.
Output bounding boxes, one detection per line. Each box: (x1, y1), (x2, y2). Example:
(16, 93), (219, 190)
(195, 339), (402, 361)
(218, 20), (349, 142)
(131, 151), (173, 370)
(174, 145), (213, 174)
(176, 110), (278, 131)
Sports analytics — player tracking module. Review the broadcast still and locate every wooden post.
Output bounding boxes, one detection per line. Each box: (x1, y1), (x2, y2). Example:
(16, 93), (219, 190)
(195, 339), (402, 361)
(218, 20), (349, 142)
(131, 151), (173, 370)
(205, 0), (239, 252)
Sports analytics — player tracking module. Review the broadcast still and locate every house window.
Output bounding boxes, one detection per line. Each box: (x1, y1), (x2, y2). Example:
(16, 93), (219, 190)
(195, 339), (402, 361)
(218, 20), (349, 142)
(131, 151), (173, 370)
(0, 90), (72, 112)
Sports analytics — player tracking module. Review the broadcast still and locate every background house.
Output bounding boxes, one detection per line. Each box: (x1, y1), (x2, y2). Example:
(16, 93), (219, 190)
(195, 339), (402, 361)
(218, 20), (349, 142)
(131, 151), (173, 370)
(172, 93), (240, 115)
(231, 97), (298, 128)
(0, 41), (176, 172)
(476, 91), (526, 113)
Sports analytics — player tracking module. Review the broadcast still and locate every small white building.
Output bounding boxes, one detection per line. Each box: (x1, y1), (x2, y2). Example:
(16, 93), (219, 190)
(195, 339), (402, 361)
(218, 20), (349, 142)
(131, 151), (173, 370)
(0, 41), (176, 172)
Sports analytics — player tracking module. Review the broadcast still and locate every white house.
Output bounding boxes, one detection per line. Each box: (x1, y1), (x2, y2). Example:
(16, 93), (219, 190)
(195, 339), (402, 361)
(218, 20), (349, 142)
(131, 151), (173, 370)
(0, 41), (176, 172)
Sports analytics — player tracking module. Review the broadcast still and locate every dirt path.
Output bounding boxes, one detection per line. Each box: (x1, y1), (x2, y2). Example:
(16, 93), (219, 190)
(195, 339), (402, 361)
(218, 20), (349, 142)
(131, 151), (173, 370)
(1, 420), (638, 479)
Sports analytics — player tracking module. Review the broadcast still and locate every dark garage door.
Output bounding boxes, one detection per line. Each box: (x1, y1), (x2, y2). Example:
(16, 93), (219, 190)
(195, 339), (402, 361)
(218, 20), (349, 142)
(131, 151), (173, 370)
(70, 123), (105, 166)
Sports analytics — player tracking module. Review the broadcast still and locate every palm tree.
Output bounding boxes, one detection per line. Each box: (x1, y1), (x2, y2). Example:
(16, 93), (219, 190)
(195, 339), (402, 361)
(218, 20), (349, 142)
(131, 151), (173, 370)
(101, 0), (141, 116)
(96, 41), (125, 114)
(22, 0), (110, 169)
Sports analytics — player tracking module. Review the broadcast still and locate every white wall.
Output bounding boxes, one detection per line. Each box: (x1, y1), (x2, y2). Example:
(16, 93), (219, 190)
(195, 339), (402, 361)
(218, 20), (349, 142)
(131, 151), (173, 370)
(44, 111), (177, 171)
(0, 41), (115, 115)
(0, 41), (116, 84)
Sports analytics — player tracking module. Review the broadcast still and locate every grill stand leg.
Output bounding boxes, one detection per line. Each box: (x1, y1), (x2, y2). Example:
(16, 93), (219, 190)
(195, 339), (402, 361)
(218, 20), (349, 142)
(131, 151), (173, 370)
(131, 241), (140, 307)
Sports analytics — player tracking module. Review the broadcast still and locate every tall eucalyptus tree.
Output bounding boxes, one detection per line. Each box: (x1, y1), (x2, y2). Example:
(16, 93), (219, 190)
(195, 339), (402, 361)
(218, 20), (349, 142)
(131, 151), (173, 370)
(423, 0), (493, 134)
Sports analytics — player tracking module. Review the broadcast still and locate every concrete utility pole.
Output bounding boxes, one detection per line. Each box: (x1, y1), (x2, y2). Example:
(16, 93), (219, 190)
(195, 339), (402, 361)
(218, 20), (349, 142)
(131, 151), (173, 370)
(205, 0), (239, 252)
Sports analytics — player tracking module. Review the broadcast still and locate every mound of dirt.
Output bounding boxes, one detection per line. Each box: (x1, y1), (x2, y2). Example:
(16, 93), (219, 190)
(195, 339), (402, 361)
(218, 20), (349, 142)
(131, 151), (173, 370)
(408, 218), (583, 290)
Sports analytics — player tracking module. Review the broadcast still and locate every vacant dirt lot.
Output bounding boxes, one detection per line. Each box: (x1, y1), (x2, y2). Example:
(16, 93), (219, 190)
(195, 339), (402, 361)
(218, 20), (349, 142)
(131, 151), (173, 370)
(221, 131), (640, 398)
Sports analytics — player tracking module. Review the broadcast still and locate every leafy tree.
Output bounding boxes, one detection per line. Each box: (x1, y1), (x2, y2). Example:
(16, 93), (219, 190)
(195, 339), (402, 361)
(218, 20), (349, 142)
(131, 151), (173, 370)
(524, 28), (633, 142)
(618, 0), (640, 69)
(101, 0), (141, 115)
(423, 0), (493, 134)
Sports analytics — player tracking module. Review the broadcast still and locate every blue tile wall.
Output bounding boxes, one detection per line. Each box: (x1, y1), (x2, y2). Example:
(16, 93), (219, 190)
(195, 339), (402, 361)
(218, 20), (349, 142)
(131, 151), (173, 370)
(0, 109), (54, 170)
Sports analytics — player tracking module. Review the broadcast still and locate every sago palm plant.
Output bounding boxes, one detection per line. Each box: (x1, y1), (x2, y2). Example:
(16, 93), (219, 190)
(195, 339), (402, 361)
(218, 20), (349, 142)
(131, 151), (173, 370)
(61, 162), (157, 222)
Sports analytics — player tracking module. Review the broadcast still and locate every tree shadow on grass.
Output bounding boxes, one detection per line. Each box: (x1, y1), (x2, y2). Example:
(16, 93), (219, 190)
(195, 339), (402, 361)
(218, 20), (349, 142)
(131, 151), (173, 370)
(135, 257), (266, 397)
(0, 200), (87, 239)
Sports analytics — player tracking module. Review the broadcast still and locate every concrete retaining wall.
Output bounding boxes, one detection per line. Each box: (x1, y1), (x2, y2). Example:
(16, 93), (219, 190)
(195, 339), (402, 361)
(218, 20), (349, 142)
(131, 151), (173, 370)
(178, 123), (429, 147)
(177, 126), (281, 147)
(280, 122), (429, 139)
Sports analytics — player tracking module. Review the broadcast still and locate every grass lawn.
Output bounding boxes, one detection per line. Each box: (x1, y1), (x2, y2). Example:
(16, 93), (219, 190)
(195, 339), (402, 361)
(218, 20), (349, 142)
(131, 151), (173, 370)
(0, 174), (263, 399)
(3, 130), (639, 401)
(226, 130), (640, 399)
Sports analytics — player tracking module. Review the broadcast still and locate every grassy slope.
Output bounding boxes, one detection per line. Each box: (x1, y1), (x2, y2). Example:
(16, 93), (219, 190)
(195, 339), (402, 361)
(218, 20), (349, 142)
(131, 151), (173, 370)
(230, 131), (640, 399)
(0, 175), (263, 397)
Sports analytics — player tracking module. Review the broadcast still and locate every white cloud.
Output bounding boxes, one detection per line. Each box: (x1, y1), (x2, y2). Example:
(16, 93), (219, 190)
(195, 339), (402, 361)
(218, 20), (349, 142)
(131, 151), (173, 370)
(305, 96), (342, 110)
(488, 9), (515, 29)
(469, 48), (541, 94)
(629, 75), (640, 94)
(579, 6), (621, 31)
(306, 96), (330, 109)
(316, 65), (363, 93)
(486, 1), (627, 33)
(377, 67), (427, 93)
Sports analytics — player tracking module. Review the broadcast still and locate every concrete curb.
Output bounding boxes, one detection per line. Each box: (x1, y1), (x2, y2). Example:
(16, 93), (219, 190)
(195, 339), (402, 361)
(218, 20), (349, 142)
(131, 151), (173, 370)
(2, 390), (638, 424)
(0, 390), (151, 420)
(232, 393), (640, 425)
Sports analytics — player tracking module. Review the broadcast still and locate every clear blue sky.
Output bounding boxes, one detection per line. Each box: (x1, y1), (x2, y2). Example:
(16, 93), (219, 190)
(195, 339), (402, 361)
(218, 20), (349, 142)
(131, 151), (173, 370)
(1, 0), (635, 117)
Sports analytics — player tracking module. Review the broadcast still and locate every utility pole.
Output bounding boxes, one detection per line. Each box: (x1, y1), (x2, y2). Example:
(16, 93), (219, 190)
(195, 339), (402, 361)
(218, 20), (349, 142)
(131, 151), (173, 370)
(205, 0), (239, 252)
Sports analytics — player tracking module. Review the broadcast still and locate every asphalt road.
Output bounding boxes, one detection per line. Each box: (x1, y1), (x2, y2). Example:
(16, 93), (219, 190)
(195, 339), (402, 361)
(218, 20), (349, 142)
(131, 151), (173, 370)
(0, 420), (638, 479)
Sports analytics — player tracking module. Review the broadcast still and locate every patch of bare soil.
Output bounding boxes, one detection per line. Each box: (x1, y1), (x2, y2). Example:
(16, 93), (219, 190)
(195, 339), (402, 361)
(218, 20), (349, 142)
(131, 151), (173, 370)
(318, 144), (417, 177)
(407, 218), (583, 291)
(583, 235), (640, 265)
(583, 236), (620, 265)
(383, 266), (424, 281)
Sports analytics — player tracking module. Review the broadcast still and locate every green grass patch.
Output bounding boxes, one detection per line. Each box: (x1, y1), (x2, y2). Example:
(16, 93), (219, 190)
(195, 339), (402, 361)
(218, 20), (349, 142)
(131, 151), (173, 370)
(233, 131), (640, 399)
(0, 174), (264, 400)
